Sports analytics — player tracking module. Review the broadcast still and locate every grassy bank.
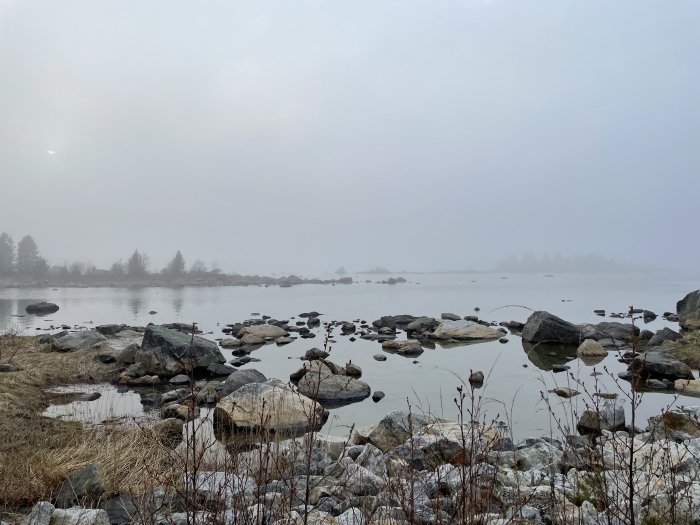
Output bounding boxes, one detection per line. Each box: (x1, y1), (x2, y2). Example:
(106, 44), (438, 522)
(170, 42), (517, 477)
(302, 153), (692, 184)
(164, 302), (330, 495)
(0, 335), (175, 510)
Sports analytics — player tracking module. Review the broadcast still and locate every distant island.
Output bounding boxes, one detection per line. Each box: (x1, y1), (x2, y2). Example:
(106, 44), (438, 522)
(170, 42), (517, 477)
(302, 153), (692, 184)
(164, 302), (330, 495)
(493, 253), (646, 274)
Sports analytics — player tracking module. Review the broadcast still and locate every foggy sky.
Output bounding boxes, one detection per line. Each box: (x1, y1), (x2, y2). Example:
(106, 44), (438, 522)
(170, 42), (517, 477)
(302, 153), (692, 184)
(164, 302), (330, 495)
(1, 0), (698, 275)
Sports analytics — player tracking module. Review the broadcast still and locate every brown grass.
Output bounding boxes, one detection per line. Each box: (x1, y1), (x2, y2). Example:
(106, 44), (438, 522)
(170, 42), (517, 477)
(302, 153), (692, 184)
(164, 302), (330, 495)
(664, 330), (700, 370)
(0, 335), (177, 510)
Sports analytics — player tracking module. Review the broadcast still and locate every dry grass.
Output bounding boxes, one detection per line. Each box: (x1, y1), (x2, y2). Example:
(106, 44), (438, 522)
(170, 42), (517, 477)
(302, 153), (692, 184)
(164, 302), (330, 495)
(664, 330), (700, 370)
(0, 335), (177, 510)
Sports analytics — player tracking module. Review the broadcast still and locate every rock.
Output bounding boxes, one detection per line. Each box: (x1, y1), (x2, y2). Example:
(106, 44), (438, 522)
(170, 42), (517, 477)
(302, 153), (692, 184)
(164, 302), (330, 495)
(345, 362), (362, 378)
(405, 317), (440, 335)
(522, 311), (581, 345)
(240, 333), (265, 345)
(550, 387), (580, 398)
(27, 501), (55, 525)
(101, 494), (137, 525)
(648, 327), (682, 347)
(276, 336), (295, 345)
(134, 324), (225, 376)
(372, 315), (417, 330)
(576, 400), (625, 435)
(219, 338), (242, 348)
(79, 392), (101, 402)
(678, 290), (700, 330)
(577, 339), (606, 357)
(153, 418), (183, 448)
(297, 372), (371, 407)
(643, 310), (657, 322)
(96, 324), (123, 335)
(25, 302), (59, 314)
(441, 313), (461, 321)
(372, 391), (385, 402)
(49, 508), (110, 525)
(373, 354), (387, 362)
(0, 363), (19, 372)
(589, 321), (640, 342)
(306, 348), (330, 360)
(39, 331), (69, 344)
(645, 378), (668, 389)
(214, 379), (328, 442)
(161, 403), (199, 421)
(675, 379), (700, 396)
(236, 324), (289, 339)
(221, 369), (267, 395)
(341, 323), (356, 334)
(648, 409), (700, 439)
(367, 411), (434, 452)
(116, 343), (139, 364)
(629, 350), (694, 382)
(381, 339), (423, 357)
(469, 370), (485, 385)
(94, 354), (116, 364)
(207, 363), (236, 376)
(169, 374), (190, 385)
(53, 330), (107, 352)
(54, 463), (105, 507)
(426, 320), (502, 341)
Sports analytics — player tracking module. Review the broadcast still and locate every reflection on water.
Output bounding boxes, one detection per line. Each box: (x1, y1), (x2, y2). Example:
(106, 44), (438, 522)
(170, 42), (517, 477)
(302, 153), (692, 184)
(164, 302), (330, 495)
(522, 341), (578, 371)
(43, 383), (159, 425)
(128, 288), (145, 317)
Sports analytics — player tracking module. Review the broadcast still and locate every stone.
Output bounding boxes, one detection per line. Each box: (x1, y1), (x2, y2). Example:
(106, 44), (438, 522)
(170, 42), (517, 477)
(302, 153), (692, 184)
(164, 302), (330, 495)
(341, 323), (357, 334)
(116, 343), (139, 364)
(219, 338), (242, 348)
(276, 336), (295, 345)
(134, 324), (225, 376)
(678, 290), (700, 330)
(297, 372), (371, 407)
(373, 354), (387, 362)
(629, 350), (694, 382)
(648, 327), (682, 347)
(576, 400), (626, 435)
(0, 363), (19, 372)
(522, 311), (581, 345)
(53, 331), (107, 352)
(367, 411), (434, 452)
(213, 379), (328, 441)
(550, 387), (580, 398)
(54, 463), (105, 507)
(381, 339), (423, 357)
(426, 320), (502, 341)
(441, 313), (461, 321)
(49, 509), (110, 525)
(648, 409), (700, 439)
(675, 379), (700, 396)
(306, 348), (330, 360)
(405, 317), (440, 335)
(27, 501), (55, 525)
(25, 302), (59, 314)
(345, 362), (362, 378)
(96, 324), (123, 336)
(372, 391), (385, 403)
(207, 363), (236, 376)
(577, 339), (606, 357)
(221, 369), (267, 395)
(101, 494), (137, 525)
(469, 371), (485, 385)
(169, 374), (190, 385)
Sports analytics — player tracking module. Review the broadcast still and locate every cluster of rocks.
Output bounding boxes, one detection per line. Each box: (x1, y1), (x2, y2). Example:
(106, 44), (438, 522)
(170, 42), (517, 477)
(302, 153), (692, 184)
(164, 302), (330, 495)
(21, 404), (700, 525)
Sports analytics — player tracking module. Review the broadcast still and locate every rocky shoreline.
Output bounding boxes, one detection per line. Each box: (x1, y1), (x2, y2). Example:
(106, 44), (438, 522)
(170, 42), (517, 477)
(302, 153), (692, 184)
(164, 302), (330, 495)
(2, 290), (700, 524)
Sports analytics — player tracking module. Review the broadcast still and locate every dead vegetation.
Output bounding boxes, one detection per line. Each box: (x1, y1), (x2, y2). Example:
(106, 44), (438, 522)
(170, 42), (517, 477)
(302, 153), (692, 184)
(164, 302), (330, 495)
(0, 334), (176, 509)
(664, 330), (700, 369)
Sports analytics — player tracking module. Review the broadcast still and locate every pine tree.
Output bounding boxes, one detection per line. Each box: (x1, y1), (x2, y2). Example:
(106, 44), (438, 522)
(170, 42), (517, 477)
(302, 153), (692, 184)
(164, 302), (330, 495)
(0, 233), (15, 275)
(127, 250), (149, 277)
(165, 250), (186, 275)
(16, 235), (47, 276)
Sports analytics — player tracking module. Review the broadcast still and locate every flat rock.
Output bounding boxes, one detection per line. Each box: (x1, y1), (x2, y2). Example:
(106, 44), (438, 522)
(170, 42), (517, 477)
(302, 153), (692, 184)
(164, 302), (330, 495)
(236, 324), (289, 339)
(426, 320), (502, 341)
(381, 339), (424, 357)
(53, 330), (107, 352)
(297, 373), (371, 408)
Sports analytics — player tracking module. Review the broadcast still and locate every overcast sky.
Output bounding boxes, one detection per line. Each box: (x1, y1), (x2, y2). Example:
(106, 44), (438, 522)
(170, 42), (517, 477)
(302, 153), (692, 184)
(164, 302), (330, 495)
(0, 0), (698, 275)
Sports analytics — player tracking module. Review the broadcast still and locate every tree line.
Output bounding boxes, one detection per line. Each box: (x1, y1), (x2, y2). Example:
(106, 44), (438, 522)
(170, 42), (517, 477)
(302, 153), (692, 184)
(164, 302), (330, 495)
(0, 232), (220, 281)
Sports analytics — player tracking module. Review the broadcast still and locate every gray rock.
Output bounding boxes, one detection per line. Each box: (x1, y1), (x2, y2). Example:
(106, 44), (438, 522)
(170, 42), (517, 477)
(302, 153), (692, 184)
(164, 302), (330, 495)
(134, 324), (225, 376)
(27, 501), (55, 525)
(101, 494), (137, 525)
(25, 302), (59, 314)
(648, 327), (682, 347)
(678, 290), (700, 330)
(405, 317), (440, 335)
(0, 363), (19, 372)
(219, 338), (242, 348)
(297, 372), (371, 408)
(372, 391), (385, 403)
(381, 339), (423, 357)
(345, 362), (362, 378)
(576, 401), (625, 435)
(206, 363), (236, 376)
(54, 463), (105, 507)
(53, 331), (108, 352)
(306, 348), (330, 360)
(115, 343), (139, 364)
(629, 350), (694, 382)
(169, 374), (190, 385)
(49, 508), (110, 525)
(426, 320), (502, 341)
(441, 313), (461, 321)
(368, 410), (433, 452)
(522, 311), (581, 345)
(96, 324), (123, 336)
(221, 369), (267, 395)
(373, 354), (387, 362)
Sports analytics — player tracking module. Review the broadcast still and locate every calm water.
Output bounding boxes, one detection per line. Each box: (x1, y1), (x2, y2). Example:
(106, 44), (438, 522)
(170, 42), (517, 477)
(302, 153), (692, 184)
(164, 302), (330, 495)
(2, 272), (698, 438)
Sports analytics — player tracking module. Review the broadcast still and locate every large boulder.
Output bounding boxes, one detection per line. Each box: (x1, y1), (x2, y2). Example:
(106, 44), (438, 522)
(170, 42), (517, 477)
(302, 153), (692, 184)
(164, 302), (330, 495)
(53, 331), (107, 352)
(236, 325), (289, 340)
(213, 379), (328, 442)
(426, 320), (502, 341)
(367, 410), (435, 452)
(134, 324), (225, 376)
(297, 372), (371, 408)
(629, 350), (695, 382)
(54, 464), (105, 507)
(579, 322), (639, 342)
(522, 311), (581, 345)
(25, 302), (59, 315)
(678, 290), (700, 330)
(648, 327), (682, 347)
